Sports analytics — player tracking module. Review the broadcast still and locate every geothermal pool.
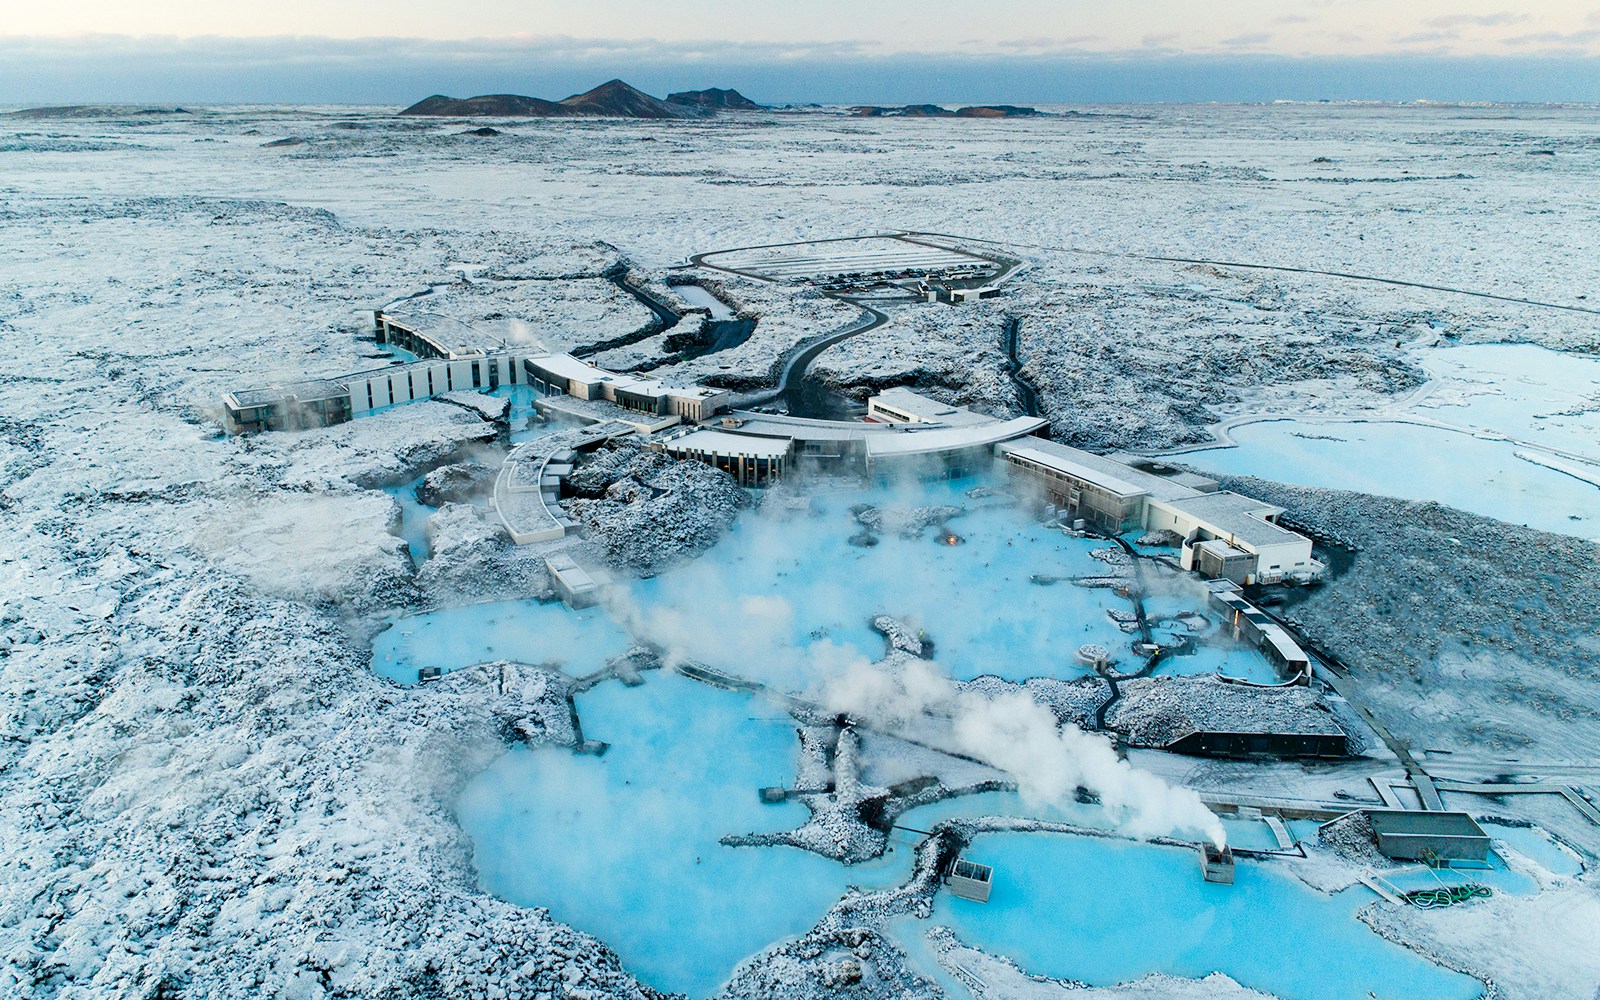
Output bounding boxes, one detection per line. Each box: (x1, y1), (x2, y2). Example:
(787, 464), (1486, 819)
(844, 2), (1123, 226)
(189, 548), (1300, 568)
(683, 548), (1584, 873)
(370, 598), (631, 684)
(374, 471), (1281, 687)
(374, 468), (1507, 997)
(627, 474), (1280, 689)
(889, 831), (1492, 1000)
(458, 672), (917, 996)
(1416, 343), (1600, 460)
(1183, 344), (1600, 540)
(459, 670), (1505, 999)
(381, 473), (435, 563)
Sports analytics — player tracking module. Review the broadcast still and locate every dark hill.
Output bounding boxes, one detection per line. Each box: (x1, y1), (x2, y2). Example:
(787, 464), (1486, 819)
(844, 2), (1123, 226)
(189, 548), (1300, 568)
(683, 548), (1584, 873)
(4, 105), (190, 120)
(851, 104), (1046, 119)
(400, 80), (707, 119)
(666, 87), (763, 110)
(558, 79), (702, 118)
(399, 94), (572, 117)
(956, 105), (1045, 118)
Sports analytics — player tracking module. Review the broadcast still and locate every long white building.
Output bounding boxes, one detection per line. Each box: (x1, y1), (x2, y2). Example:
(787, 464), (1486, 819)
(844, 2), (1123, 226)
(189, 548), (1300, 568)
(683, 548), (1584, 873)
(657, 390), (1048, 486)
(997, 438), (1323, 586)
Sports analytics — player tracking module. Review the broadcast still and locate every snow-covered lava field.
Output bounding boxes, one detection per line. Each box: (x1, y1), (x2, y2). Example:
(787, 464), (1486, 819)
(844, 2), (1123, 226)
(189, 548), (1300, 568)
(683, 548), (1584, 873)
(3, 102), (1600, 1000)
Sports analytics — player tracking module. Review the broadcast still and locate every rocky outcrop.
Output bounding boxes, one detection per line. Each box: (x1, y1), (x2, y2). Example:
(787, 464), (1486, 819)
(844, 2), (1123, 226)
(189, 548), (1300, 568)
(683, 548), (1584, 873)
(400, 80), (709, 119)
(399, 93), (572, 117)
(666, 87), (763, 111)
(562, 444), (749, 575)
(850, 104), (1045, 118)
(415, 460), (495, 507)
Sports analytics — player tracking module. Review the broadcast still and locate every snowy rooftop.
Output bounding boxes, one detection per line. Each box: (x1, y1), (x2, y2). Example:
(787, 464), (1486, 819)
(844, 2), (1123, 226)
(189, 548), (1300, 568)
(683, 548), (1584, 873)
(383, 311), (499, 357)
(666, 430), (793, 458)
(998, 438), (1203, 501)
(869, 387), (995, 427)
(1158, 491), (1305, 548)
(864, 417), (1049, 458)
(226, 377), (349, 407)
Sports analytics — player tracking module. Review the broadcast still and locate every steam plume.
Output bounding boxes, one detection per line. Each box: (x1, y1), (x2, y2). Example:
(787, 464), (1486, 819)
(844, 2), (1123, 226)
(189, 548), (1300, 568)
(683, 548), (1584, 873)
(824, 657), (1227, 848)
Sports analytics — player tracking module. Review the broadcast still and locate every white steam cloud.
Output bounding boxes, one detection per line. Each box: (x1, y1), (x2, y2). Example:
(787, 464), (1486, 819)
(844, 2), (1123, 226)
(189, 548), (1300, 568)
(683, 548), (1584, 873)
(823, 656), (1227, 848)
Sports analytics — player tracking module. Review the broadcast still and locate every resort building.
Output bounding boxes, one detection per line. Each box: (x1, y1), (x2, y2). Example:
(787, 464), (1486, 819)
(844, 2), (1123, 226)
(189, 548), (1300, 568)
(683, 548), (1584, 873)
(661, 429), (792, 487)
(224, 351), (537, 433)
(523, 354), (731, 423)
(652, 390), (1047, 484)
(375, 311), (500, 361)
(866, 387), (995, 426)
(1364, 811), (1491, 863)
(997, 438), (1323, 586)
(223, 378), (352, 434)
(1208, 585), (1313, 678)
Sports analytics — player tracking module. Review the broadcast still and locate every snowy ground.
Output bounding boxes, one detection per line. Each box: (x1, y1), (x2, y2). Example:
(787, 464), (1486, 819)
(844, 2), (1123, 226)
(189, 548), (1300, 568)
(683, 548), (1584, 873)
(4, 102), (1600, 998)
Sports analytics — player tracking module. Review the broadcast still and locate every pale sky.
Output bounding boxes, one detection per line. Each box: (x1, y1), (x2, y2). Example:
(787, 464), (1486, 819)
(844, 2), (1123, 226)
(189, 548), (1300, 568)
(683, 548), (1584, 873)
(5, 2), (1600, 103)
(10, 1), (1600, 58)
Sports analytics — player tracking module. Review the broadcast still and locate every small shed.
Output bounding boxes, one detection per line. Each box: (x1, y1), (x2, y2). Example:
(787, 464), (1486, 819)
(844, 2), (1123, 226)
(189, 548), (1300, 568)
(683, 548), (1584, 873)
(1366, 810), (1490, 863)
(545, 553), (612, 609)
(945, 857), (993, 902)
(1199, 843), (1235, 884)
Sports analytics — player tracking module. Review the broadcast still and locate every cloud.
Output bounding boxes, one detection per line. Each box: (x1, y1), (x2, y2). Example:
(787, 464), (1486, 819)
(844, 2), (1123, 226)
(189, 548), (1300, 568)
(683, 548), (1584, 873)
(1220, 33), (1273, 49)
(5, 33), (1600, 104)
(1502, 28), (1600, 48)
(1395, 30), (1460, 45)
(994, 35), (1104, 52)
(1424, 12), (1530, 29)
(1274, 14), (1312, 25)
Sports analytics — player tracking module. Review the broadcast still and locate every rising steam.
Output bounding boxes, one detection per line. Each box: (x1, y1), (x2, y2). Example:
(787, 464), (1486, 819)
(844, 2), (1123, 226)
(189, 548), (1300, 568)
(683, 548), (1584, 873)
(824, 656), (1227, 848)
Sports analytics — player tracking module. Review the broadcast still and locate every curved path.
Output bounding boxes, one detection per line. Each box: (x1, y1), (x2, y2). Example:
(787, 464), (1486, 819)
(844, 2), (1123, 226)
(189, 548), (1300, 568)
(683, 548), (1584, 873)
(906, 230), (1600, 317)
(694, 235), (1017, 418)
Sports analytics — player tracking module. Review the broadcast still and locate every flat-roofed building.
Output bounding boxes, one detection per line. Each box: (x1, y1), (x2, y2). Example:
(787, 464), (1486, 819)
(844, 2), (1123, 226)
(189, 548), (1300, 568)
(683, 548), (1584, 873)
(374, 311), (501, 360)
(867, 387), (993, 427)
(1147, 491), (1322, 585)
(996, 439), (1323, 585)
(545, 553), (613, 609)
(223, 378), (351, 434)
(996, 438), (1196, 533)
(662, 429), (792, 486)
(523, 354), (730, 421)
(863, 417), (1049, 477)
(1365, 810), (1491, 863)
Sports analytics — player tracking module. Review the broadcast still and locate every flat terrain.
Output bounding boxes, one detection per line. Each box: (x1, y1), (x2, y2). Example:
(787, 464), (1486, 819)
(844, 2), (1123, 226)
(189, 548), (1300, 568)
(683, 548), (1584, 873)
(2, 103), (1598, 999)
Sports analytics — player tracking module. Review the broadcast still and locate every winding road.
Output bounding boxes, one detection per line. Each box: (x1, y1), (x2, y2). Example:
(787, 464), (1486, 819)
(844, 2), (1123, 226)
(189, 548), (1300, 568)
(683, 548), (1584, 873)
(693, 235), (1019, 419)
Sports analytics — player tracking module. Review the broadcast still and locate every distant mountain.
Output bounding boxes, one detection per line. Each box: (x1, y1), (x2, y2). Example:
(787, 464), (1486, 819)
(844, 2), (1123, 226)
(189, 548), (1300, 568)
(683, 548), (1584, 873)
(399, 79), (712, 119)
(558, 79), (701, 118)
(4, 105), (190, 120)
(851, 104), (1046, 119)
(400, 94), (573, 117)
(666, 87), (763, 111)
(956, 105), (1046, 118)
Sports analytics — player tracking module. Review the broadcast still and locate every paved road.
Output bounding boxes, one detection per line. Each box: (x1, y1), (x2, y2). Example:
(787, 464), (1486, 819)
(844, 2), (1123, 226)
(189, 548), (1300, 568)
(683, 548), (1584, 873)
(905, 229), (1600, 317)
(695, 234), (1020, 418)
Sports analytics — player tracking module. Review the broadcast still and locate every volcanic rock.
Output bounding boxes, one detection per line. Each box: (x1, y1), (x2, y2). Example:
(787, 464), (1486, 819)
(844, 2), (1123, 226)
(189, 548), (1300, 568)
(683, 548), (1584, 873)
(666, 87), (763, 110)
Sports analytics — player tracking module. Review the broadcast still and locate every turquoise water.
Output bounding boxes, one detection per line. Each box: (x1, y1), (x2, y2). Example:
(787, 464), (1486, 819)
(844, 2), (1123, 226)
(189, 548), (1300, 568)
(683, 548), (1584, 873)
(629, 473), (1279, 689)
(1416, 344), (1600, 462)
(459, 674), (1493, 1000)
(1485, 822), (1585, 877)
(489, 384), (546, 443)
(370, 598), (632, 685)
(458, 672), (917, 997)
(1185, 420), (1599, 539)
(382, 474), (435, 563)
(1183, 344), (1600, 540)
(375, 470), (1279, 691)
(891, 831), (1487, 1000)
